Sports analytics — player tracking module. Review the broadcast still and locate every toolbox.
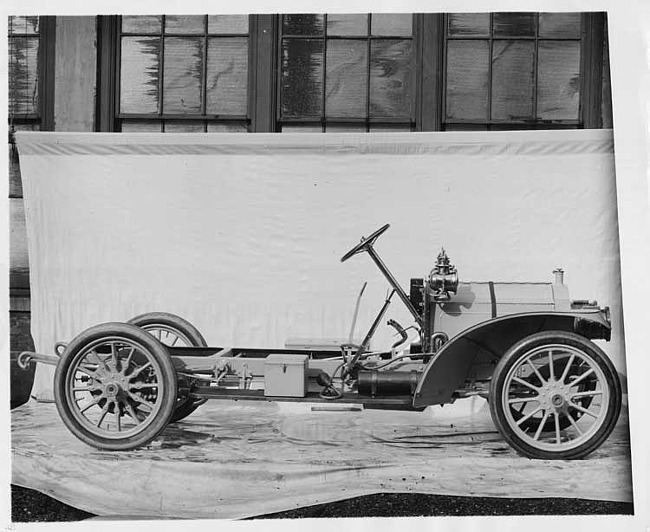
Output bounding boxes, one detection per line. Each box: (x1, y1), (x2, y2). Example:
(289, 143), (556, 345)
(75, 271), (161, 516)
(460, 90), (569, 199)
(264, 354), (309, 397)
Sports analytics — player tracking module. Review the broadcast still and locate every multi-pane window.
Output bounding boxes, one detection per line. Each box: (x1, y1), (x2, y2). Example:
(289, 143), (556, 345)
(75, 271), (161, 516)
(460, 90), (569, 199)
(8, 15), (51, 294)
(111, 13), (609, 133)
(118, 15), (250, 132)
(8, 16), (41, 130)
(444, 12), (583, 130)
(279, 14), (414, 132)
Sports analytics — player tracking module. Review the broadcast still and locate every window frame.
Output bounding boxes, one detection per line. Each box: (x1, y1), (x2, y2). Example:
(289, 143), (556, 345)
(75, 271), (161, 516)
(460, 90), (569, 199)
(8, 15), (56, 131)
(438, 12), (606, 131)
(276, 13), (418, 133)
(96, 12), (608, 133)
(8, 15), (55, 297)
(101, 15), (257, 132)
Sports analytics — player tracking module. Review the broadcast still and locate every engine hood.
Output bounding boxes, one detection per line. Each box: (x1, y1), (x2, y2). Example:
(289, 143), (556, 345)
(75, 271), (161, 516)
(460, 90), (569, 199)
(433, 280), (577, 340)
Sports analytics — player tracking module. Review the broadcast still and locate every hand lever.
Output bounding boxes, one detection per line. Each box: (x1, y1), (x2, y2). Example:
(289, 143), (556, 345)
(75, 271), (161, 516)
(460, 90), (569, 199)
(387, 319), (408, 349)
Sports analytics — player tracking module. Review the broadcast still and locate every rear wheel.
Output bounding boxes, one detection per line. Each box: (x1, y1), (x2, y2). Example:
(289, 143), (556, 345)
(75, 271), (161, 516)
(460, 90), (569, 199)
(128, 312), (207, 348)
(489, 331), (621, 460)
(128, 312), (207, 422)
(54, 323), (177, 450)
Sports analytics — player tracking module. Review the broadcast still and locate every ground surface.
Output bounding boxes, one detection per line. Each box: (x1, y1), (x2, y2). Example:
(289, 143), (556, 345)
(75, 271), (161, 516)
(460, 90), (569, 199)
(11, 485), (633, 522)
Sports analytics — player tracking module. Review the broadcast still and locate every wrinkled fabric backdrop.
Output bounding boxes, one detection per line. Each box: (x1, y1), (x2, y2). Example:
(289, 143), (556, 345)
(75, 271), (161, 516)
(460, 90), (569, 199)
(15, 130), (625, 400)
(12, 130), (632, 519)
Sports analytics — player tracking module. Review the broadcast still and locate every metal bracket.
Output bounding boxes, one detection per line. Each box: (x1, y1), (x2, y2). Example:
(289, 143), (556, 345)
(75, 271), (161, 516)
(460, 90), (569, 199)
(17, 351), (60, 370)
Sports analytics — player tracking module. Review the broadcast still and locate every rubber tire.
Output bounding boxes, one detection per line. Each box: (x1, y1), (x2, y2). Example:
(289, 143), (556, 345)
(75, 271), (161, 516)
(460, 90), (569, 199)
(128, 312), (208, 347)
(489, 330), (621, 460)
(54, 322), (178, 451)
(129, 312), (207, 422)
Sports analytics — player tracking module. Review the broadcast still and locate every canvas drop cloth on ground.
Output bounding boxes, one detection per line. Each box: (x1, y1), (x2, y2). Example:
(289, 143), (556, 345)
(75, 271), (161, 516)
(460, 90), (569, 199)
(14, 130), (626, 400)
(11, 399), (633, 519)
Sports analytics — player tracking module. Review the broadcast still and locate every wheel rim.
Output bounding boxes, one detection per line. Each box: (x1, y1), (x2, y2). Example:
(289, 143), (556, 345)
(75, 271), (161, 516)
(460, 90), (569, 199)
(63, 336), (169, 440)
(142, 324), (193, 347)
(501, 343), (610, 452)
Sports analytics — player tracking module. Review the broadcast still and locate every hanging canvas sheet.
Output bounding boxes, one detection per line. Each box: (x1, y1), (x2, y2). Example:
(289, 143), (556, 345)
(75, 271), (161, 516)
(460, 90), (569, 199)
(15, 130), (624, 399)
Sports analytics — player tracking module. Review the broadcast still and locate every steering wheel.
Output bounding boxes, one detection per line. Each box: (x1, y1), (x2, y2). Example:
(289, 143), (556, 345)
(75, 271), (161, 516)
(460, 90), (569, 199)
(340, 224), (390, 263)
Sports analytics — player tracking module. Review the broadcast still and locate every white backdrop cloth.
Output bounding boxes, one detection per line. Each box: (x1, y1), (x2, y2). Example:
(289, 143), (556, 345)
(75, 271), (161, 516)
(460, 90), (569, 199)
(15, 130), (625, 399)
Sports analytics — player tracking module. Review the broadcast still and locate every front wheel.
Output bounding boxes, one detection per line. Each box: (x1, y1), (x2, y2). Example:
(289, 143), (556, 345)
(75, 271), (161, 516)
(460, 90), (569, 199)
(489, 331), (621, 460)
(54, 323), (178, 450)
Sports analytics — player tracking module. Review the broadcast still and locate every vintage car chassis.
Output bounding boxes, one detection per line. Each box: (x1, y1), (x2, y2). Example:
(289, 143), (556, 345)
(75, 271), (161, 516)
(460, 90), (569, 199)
(19, 224), (622, 460)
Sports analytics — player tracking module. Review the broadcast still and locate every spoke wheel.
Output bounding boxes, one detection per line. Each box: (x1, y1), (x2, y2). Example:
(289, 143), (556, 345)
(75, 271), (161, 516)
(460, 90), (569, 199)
(489, 331), (621, 460)
(54, 323), (177, 450)
(512, 358), (595, 432)
(128, 312), (207, 422)
(128, 312), (207, 348)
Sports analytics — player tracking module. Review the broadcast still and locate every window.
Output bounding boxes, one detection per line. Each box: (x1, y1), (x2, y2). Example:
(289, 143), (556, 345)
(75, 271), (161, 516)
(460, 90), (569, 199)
(117, 15), (250, 132)
(9, 16), (44, 131)
(279, 14), (415, 132)
(443, 12), (584, 130)
(102, 13), (610, 133)
(8, 16), (54, 295)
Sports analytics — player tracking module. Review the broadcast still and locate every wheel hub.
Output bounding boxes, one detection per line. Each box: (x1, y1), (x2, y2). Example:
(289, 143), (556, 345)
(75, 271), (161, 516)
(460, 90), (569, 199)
(539, 379), (571, 411)
(551, 393), (565, 408)
(105, 383), (120, 397)
(97, 368), (134, 398)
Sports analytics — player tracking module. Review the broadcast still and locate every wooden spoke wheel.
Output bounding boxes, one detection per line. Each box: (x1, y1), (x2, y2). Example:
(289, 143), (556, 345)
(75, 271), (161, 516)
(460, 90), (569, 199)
(128, 312), (207, 422)
(489, 331), (621, 460)
(54, 323), (177, 450)
(128, 312), (207, 348)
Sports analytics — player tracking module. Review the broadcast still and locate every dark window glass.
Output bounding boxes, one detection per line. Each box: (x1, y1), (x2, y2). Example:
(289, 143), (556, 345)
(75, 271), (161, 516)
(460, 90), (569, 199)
(165, 15), (204, 34)
(8, 16), (40, 117)
(120, 37), (161, 114)
(491, 41), (535, 120)
(447, 13), (489, 37)
(493, 12), (536, 37)
(371, 14), (412, 36)
(122, 15), (162, 33)
(328, 14), (367, 36)
(370, 39), (413, 118)
(537, 41), (580, 119)
(281, 39), (324, 118)
(206, 37), (249, 115)
(282, 14), (324, 36)
(538, 12), (580, 38)
(162, 37), (203, 114)
(208, 15), (249, 34)
(446, 41), (489, 121)
(279, 13), (414, 132)
(444, 12), (583, 129)
(9, 16), (39, 34)
(325, 40), (368, 118)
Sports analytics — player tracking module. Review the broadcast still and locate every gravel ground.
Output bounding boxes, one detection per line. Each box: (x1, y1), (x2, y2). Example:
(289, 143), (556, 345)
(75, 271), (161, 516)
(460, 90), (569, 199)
(11, 485), (633, 522)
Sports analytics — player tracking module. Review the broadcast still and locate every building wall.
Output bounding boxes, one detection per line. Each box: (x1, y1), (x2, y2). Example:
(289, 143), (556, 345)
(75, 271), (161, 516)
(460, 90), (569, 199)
(9, 17), (97, 395)
(53, 17), (97, 131)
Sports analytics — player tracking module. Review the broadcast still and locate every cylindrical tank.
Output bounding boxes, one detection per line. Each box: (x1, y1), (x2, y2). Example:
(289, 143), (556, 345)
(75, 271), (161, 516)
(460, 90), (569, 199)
(357, 370), (419, 397)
